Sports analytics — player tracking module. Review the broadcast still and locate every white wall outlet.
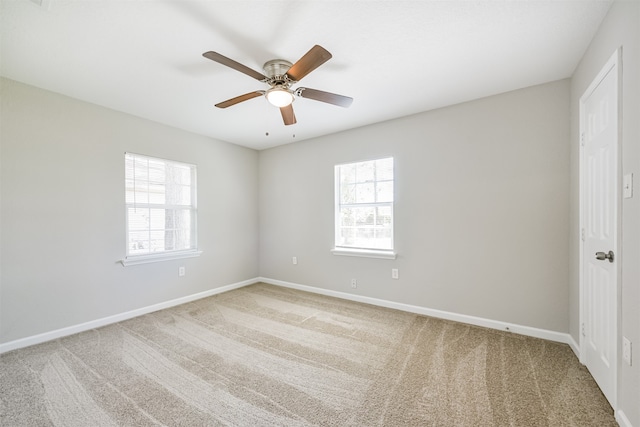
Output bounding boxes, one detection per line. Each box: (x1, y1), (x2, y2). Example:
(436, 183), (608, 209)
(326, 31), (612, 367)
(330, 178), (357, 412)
(292, 256), (298, 265)
(350, 279), (357, 289)
(622, 336), (632, 366)
(179, 266), (185, 277)
(391, 268), (399, 279)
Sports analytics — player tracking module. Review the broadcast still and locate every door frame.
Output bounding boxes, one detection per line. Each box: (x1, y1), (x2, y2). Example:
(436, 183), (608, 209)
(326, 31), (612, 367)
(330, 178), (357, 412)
(578, 47), (621, 409)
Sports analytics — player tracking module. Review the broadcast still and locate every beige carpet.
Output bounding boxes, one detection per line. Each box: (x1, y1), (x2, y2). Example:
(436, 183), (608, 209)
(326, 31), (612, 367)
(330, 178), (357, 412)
(0, 283), (616, 426)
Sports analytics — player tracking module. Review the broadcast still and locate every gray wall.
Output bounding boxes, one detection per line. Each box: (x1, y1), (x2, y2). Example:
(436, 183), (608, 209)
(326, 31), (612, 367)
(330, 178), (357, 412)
(570, 1), (640, 425)
(0, 78), (259, 344)
(259, 79), (570, 333)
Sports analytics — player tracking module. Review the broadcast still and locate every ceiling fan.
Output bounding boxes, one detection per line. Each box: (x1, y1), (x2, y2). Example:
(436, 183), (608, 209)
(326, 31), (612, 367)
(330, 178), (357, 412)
(202, 45), (353, 126)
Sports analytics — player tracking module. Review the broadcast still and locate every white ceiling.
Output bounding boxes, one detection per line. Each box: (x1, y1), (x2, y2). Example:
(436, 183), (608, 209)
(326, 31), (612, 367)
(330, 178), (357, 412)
(1, 0), (612, 150)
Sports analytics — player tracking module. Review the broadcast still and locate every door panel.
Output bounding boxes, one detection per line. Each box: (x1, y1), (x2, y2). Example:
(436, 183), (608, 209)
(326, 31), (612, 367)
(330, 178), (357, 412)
(581, 50), (618, 407)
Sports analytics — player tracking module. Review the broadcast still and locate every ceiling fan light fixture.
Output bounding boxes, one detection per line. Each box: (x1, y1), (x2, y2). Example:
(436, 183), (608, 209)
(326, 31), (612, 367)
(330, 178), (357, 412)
(266, 87), (294, 107)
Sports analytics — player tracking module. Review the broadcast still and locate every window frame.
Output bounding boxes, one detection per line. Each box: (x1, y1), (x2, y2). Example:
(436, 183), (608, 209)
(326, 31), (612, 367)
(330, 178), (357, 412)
(121, 152), (202, 266)
(332, 157), (396, 259)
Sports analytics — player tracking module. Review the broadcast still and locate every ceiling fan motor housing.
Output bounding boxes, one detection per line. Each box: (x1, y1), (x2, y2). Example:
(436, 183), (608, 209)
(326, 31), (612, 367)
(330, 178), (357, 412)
(263, 59), (294, 86)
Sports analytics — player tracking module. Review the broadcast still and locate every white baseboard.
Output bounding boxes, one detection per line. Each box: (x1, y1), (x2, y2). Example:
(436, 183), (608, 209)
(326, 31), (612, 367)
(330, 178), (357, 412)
(567, 334), (580, 359)
(616, 410), (634, 427)
(259, 277), (574, 346)
(0, 277), (259, 354)
(0, 276), (577, 355)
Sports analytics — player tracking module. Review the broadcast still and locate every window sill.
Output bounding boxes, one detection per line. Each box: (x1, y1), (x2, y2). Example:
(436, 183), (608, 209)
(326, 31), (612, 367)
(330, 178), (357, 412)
(120, 250), (203, 266)
(331, 248), (397, 260)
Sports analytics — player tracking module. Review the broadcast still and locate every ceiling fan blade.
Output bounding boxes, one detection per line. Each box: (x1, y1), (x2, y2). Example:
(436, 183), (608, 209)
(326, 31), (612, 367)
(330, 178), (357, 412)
(203, 51), (267, 81)
(280, 104), (297, 126)
(285, 45), (332, 82)
(215, 91), (264, 108)
(297, 87), (353, 108)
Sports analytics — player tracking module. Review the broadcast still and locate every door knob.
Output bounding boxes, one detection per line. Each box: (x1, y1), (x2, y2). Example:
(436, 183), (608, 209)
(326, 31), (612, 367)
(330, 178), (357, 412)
(595, 251), (614, 263)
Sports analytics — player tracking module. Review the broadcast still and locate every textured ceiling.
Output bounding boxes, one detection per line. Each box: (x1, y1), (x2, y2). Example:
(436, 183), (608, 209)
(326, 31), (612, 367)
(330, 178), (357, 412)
(1, 0), (612, 150)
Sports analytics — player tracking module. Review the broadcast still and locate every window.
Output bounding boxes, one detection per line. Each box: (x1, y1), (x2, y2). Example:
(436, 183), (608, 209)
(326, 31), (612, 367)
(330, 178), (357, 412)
(123, 153), (200, 265)
(334, 157), (395, 258)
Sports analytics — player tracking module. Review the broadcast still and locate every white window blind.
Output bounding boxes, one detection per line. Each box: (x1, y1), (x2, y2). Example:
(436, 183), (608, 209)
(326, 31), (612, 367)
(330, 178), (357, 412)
(125, 153), (198, 261)
(335, 157), (394, 252)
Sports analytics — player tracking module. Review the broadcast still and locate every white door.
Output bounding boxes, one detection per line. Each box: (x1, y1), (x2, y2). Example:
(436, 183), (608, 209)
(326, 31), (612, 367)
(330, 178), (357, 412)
(580, 49), (619, 408)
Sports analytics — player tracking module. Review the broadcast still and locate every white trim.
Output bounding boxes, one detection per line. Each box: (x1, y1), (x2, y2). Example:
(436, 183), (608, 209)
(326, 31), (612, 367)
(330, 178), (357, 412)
(259, 277), (573, 345)
(616, 410), (633, 427)
(0, 277), (258, 354)
(567, 334), (580, 359)
(120, 250), (203, 266)
(331, 247), (397, 259)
